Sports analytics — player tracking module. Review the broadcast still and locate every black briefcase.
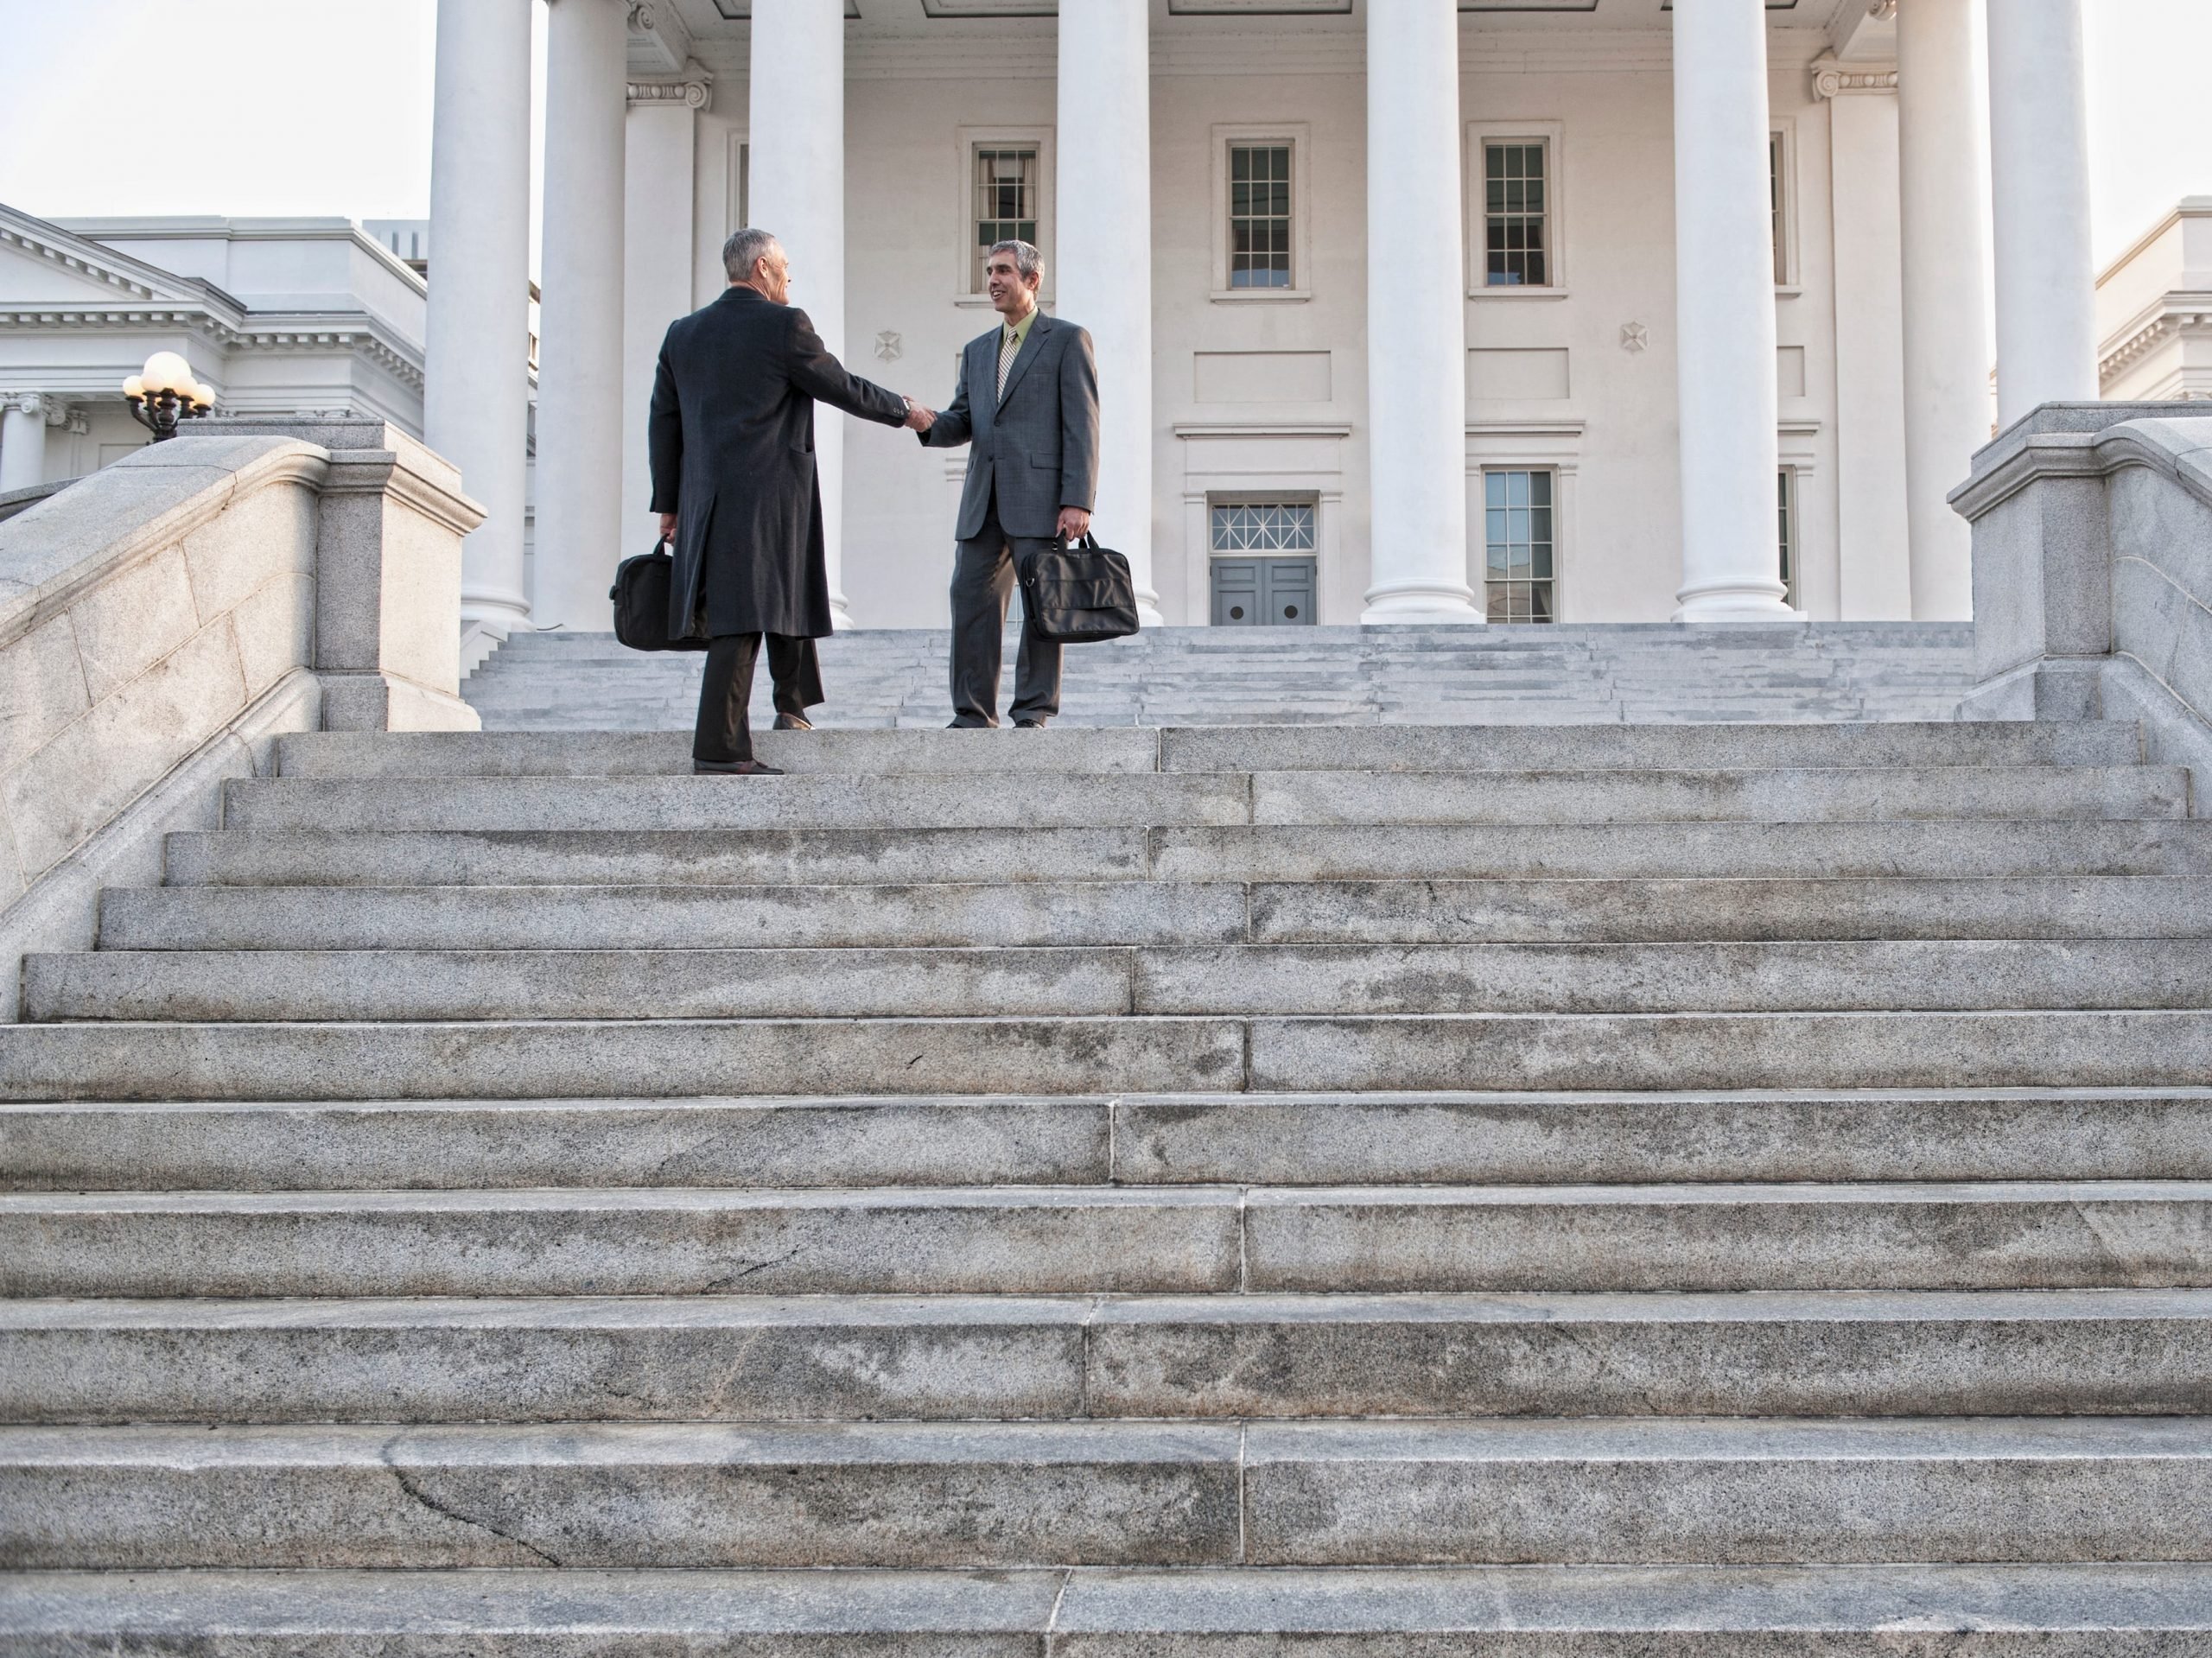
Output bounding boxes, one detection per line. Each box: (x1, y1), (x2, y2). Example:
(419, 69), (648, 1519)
(609, 540), (707, 652)
(1020, 533), (1141, 645)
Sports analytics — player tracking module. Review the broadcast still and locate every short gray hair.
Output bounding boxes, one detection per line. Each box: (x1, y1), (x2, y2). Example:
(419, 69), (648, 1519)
(722, 227), (781, 282)
(988, 238), (1044, 282)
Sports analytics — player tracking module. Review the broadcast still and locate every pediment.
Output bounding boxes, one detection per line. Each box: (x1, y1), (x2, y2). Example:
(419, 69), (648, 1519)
(0, 206), (201, 308)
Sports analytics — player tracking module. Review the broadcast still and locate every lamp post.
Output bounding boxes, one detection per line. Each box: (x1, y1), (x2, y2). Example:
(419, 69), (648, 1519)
(123, 352), (213, 441)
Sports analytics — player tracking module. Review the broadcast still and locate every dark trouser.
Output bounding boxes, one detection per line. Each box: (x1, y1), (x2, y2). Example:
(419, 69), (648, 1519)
(693, 632), (824, 763)
(950, 500), (1062, 727)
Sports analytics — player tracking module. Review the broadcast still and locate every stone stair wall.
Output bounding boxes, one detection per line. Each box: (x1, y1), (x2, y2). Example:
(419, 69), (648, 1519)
(3, 718), (2212, 1648)
(465, 621), (1979, 730)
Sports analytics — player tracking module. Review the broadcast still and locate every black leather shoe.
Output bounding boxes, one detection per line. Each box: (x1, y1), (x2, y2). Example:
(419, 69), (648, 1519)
(1014, 717), (1049, 728)
(945, 720), (993, 729)
(772, 713), (812, 732)
(692, 759), (785, 775)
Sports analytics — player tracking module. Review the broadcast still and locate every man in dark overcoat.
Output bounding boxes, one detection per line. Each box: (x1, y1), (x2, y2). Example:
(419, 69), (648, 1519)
(650, 226), (926, 773)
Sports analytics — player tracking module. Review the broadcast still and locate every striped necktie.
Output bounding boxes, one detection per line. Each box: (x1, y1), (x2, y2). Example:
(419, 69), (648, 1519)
(997, 326), (1021, 400)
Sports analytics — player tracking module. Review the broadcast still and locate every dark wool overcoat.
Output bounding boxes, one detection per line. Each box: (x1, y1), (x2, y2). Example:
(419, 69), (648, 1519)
(649, 286), (906, 640)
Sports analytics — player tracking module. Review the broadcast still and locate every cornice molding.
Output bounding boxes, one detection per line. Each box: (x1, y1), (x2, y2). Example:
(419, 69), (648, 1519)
(0, 224), (166, 304)
(0, 305), (425, 393)
(1812, 57), (1897, 98)
(2100, 298), (2212, 384)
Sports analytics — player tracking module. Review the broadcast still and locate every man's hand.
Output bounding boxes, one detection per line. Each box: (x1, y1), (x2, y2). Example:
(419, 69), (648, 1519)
(902, 397), (935, 432)
(1057, 507), (1091, 541)
(658, 512), (677, 543)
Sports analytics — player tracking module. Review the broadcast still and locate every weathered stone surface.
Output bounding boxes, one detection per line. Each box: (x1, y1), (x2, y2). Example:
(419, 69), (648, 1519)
(1152, 820), (2212, 882)
(1239, 1182), (2212, 1293)
(10, 1564), (2212, 1655)
(1239, 1417), (2212, 1566)
(1160, 720), (2138, 773)
(1087, 1289), (2212, 1418)
(1246, 1010), (2212, 1091)
(278, 727), (1165, 777)
(220, 772), (1254, 832)
(165, 826), (1152, 887)
(0, 1420), (1244, 1569)
(0, 1295), (1091, 1424)
(1248, 766), (2187, 828)
(1111, 1089), (2212, 1185)
(0, 1186), (1243, 1297)
(0, 1096), (1110, 1191)
(100, 880), (1248, 951)
(0, 612), (88, 777)
(0, 1015), (1247, 1102)
(3, 618), (247, 880)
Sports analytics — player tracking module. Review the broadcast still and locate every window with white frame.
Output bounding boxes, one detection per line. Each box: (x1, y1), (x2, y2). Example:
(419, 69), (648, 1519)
(1777, 467), (1797, 606)
(972, 144), (1040, 292)
(1228, 143), (1294, 289)
(1483, 469), (1555, 622)
(1484, 140), (1550, 288)
(1769, 130), (1789, 285)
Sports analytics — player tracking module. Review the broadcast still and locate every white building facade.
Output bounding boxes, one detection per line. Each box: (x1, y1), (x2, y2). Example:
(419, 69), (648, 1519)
(0, 211), (431, 491)
(10, 0), (2110, 641)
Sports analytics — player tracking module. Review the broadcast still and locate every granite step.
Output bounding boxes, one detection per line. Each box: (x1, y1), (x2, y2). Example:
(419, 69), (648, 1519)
(3, 1181), (2206, 1297)
(7, 1289), (2209, 1425)
(215, 765), (2191, 833)
(4, 1417), (2209, 1569)
(8, 1089), (2210, 1193)
(98, 874), (2212, 951)
(29, 939), (2212, 1022)
(10, 1563), (2212, 1655)
(1148, 819), (2212, 881)
(163, 826), (1154, 887)
(269, 721), (2138, 779)
(10, 1011), (2212, 1100)
(161, 819), (2212, 891)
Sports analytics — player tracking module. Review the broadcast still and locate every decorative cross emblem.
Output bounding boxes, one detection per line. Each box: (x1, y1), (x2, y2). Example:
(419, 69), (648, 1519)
(1620, 322), (1649, 355)
(874, 331), (903, 363)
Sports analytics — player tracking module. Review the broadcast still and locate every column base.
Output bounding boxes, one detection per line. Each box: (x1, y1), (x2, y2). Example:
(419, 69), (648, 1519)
(460, 592), (531, 634)
(1673, 582), (1798, 622)
(1360, 580), (1485, 626)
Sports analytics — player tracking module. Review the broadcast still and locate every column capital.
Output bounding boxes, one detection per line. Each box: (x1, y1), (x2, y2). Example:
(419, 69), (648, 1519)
(1867, 0), (1899, 19)
(1812, 57), (1899, 98)
(2, 391), (81, 430)
(626, 68), (712, 112)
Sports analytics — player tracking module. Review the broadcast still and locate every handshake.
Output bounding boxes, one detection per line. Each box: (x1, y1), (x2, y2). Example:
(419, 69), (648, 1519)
(900, 396), (936, 433)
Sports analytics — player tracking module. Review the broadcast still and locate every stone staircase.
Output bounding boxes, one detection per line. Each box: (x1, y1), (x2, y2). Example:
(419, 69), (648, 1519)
(464, 621), (1980, 729)
(5, 717), (2212, 1648)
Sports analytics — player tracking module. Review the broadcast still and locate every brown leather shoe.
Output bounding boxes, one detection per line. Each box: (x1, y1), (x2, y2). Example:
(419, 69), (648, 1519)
(1014, 717), (1049, 728)
(772, 713), (812, 731)
(692, 759), (785, 775)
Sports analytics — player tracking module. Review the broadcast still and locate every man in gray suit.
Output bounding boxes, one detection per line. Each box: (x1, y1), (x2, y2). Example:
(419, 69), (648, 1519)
(912, 239), (1099, 728)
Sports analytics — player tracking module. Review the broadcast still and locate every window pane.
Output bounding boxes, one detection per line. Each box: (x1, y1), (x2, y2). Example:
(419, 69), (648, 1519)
(973, 147), (1039, 291)
(1227, 143), (1294, 290)
(1483, 468), (1557, 625)
(1482, 139), (1550, 289)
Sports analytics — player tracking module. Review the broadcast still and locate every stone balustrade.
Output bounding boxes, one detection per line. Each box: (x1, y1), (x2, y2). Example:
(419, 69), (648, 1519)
(0, 422), (481, 1017)
(1955, 402), (2212, 772)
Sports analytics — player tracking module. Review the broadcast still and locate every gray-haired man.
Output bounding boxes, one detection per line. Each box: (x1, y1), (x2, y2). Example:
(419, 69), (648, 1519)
(910, 239), (1099, 728)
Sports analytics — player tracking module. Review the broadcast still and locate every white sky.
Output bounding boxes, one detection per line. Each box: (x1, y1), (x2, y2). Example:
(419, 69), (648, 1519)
(0, 0), (2205, 275)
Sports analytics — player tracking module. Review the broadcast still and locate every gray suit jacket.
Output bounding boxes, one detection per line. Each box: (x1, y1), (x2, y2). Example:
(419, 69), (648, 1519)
(919, 311), (1099, 541)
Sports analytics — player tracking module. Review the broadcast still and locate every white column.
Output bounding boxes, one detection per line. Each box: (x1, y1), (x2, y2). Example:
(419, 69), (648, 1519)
(622, 78), (707, 541)
(533, 0), (629, 631)
(1671, 0), (1793, 619)
(1821, 63), (1911, 620)
(1986, 0), (2096, 427)
(0, 396), (49, 492)
(426, 0), (535, 632)
(1361, 2), (1480, 623)
(749, 0), (853, 626)
(1057, 0), (1165, 626)
(1897, 0), (1991, 619)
